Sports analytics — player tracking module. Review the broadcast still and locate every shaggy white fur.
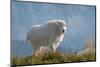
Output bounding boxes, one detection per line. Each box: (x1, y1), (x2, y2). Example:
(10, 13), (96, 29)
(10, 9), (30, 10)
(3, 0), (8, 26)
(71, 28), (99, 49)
(27, 19), (67, 55)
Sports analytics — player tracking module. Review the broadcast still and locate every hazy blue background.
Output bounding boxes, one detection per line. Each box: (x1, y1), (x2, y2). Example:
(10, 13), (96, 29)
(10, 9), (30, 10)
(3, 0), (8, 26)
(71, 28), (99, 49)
(11, 0), (96, 57)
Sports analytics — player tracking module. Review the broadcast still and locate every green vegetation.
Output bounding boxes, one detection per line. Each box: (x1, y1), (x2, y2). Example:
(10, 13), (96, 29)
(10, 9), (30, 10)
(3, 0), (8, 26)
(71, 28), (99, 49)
(11, 51), (96, 66)
(11, 35), (96, 66)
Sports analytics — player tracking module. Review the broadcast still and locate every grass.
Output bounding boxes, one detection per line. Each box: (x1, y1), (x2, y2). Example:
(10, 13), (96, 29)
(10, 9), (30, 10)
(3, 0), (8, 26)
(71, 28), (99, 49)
(11, 35), (96, 66)
(11, 51), (96, 66)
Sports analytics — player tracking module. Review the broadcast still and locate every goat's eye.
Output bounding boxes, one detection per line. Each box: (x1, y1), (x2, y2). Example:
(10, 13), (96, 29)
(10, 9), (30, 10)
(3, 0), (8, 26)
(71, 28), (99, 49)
(62, 29), (65, 33)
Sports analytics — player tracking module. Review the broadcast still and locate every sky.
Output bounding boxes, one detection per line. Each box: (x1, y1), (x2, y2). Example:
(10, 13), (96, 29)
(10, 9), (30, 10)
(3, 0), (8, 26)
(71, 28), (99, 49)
(11, 0), (96, 57)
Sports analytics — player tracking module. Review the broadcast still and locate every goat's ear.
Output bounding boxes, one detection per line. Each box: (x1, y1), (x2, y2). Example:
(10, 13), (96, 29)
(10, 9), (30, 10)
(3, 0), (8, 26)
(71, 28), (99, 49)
(57, 21), (63, 26)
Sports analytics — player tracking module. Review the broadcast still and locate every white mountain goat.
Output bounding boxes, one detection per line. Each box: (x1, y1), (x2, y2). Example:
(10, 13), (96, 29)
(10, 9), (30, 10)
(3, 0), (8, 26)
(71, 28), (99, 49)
(26, 19), (67, 55)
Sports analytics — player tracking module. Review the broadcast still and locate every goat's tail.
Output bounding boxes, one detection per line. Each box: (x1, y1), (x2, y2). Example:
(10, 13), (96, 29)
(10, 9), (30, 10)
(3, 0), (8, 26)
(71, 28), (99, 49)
(26, 34), (29, 43)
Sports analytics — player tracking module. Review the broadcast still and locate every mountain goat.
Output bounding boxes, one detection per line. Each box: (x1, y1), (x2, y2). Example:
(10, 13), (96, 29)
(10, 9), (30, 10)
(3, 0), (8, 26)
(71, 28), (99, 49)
(27, 19), (67, 55)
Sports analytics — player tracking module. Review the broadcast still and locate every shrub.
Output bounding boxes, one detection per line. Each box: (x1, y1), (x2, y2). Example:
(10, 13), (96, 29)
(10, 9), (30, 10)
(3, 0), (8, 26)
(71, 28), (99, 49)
(11, 51), (96, 66)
